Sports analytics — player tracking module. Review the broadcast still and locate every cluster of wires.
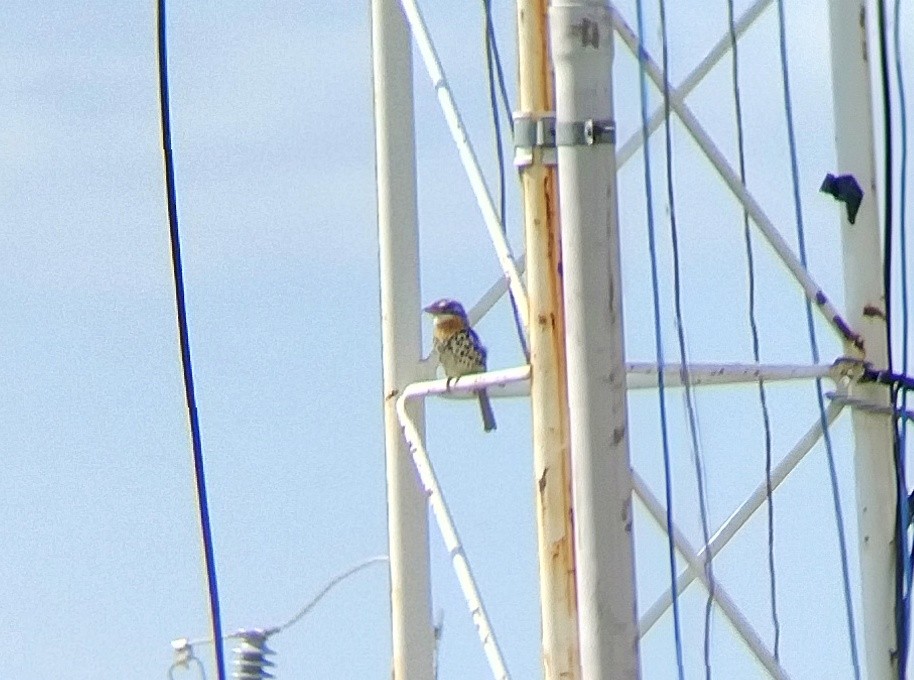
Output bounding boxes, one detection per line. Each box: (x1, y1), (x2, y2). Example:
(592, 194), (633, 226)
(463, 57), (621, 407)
(636, 1), (891, 676)
(655, 2), (715, 677)
(878, 0), (913, 672)
(631, 1), (686, 677)
(154, 2), (911, 679)
(859, 0), (914, 674)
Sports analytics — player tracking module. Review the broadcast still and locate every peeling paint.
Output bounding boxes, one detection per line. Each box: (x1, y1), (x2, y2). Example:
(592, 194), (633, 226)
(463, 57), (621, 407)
(611, 425), (625, 447)
(863, 304), (887, 320)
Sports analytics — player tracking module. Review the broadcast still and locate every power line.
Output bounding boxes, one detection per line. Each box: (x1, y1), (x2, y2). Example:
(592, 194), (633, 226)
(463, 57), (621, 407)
(269, 555), (390, 635)
(874, 18), (907, 663)
(633, 1), (685, 676)
(169, 556), (389, 677)
(482, 0), (507, 233)
(725, 0), (780, 660)
(156, 3), (226, 680)
(890, 0), (912, 671)
(894, 0), (910, 425)
(775, 2), (860, 676)
(878, 0), (895, 377)
(482, 1), (513, 132)
(656, 1), (713, 676)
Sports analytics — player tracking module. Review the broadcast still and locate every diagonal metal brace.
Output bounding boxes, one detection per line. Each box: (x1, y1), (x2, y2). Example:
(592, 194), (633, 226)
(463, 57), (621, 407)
(610, 7), (863, 352)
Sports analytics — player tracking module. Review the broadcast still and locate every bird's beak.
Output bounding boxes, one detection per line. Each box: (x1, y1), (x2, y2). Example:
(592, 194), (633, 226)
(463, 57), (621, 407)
(423, 303), (438, 314)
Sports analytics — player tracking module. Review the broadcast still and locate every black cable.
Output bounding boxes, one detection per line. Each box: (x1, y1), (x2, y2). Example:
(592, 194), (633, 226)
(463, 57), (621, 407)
(877, 1), (911, 674)
(894, 0), (910, 427)
(482, 0), (528, 360)
(878, 0), (895, 377)
(726, 0), (780, 660)
(656, 2), (713, 676)
(487, 10), (514, 133)
(484, 3), (508, 233)
(156, 4), (226, 680)
(865, 367), (914, 393)
(776, 1), (860, 673)
(893, 0), (913, 666)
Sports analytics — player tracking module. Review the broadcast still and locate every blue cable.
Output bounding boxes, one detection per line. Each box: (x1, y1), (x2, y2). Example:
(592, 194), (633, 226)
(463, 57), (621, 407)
(482, 1), (513, 132)
(894, 0), (909, 490)
(482, 0), (528, 361)
(725, 0), (781, 660)
(895, 0), (909, 432)
(657, 0), (713, 676)
(156, 3), (227, 680)
(633, 2), (685, 676)
(775, 2), (860, 677)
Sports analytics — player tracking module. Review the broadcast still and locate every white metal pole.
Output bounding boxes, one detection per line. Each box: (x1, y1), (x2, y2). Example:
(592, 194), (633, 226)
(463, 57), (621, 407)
(371, 1), (435, 677)
(396, 369), (532, 680)
(827, 2), (898, 677)
(549, 2), (641, 678)
(517, 0), (582, 677)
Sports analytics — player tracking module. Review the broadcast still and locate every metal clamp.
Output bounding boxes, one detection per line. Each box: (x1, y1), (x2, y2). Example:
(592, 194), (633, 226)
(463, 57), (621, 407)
(513, 112), (557, 168)
(555, 118), (615, 146)
(514, 113), (616, 168)
(825, 391), (914, 422)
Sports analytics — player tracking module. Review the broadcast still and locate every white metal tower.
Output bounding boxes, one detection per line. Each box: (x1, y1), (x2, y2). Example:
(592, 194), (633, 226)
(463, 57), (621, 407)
(372, 0), (900, 678)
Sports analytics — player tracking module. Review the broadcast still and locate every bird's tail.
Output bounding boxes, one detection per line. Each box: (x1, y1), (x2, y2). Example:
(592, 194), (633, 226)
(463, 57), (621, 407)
(476, 389), (497, 432)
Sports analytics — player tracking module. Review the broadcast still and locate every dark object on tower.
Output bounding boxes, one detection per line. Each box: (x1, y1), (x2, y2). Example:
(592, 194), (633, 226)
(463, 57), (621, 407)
(820, 173), (864, 224)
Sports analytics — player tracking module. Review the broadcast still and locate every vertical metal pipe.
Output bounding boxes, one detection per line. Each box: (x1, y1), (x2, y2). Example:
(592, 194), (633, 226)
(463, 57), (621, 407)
(549, 2), (640, 678)
(516, 2), (582, 678)
(371, 1), (435, 677)
(827, 1), (898, 677)
(517, 1), (582, 677)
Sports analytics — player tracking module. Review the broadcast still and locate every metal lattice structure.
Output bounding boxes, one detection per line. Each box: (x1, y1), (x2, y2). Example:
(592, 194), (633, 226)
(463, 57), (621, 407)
(374, 0), (897, 678)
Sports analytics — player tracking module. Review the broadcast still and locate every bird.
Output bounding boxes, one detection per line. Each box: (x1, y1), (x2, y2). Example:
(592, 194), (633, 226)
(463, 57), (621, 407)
(423, 298), (496, 432)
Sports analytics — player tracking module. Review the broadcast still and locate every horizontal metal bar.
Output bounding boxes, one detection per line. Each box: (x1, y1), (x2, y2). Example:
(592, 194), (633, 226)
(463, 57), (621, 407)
(826, 391), (913, 421)
(430, 362), (836, 400)
(401, 365), (532, 401)
(626, 362), (836, 389)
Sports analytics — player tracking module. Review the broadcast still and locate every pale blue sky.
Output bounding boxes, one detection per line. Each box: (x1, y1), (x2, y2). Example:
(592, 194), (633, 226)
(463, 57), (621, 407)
(1, 1), (911, 678)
